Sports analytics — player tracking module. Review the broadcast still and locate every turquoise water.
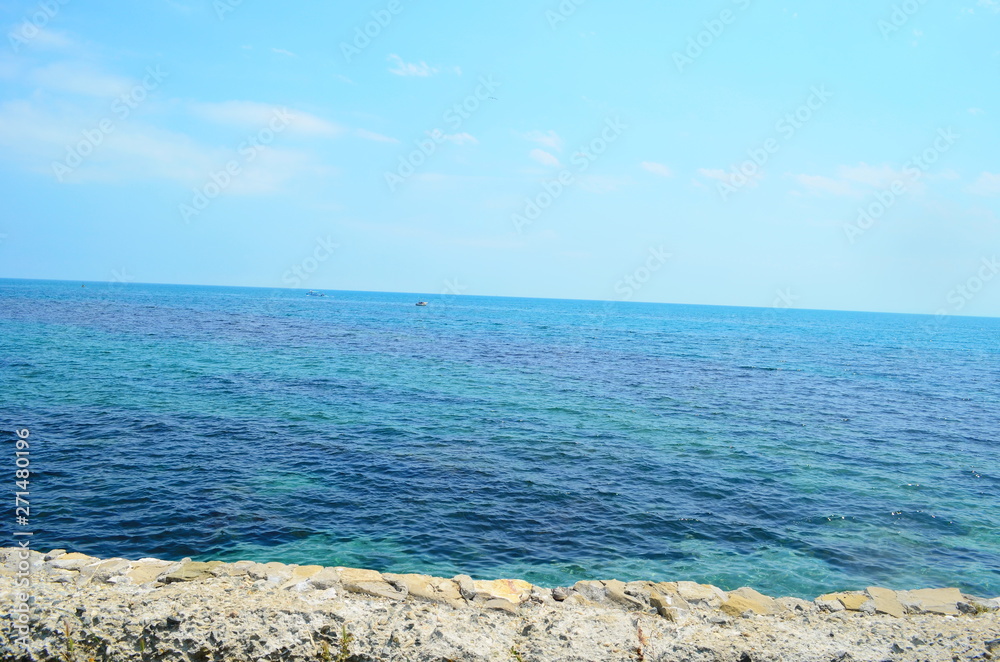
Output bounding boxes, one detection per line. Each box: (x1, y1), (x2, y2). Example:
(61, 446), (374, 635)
(1, 278), (998, 598)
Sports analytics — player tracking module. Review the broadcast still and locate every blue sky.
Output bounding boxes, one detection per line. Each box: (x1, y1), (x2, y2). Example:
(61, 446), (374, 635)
(1, 0), (998, 315)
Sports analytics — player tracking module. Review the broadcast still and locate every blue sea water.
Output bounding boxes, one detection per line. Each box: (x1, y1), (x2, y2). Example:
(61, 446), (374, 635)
(1, 278), (998, 599)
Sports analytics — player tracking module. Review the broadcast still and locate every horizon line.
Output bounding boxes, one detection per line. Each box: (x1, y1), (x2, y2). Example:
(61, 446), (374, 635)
(1, 276), (998, 321)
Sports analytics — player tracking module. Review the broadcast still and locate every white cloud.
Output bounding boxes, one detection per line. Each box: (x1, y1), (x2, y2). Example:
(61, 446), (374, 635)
(969, 107), (985, 115)
(697, 167), (763, 188)
(792, 173), (855, 196)
(189, 101), (342, 137)
(270, 48), (297, 57)
(978, 0), (1000, 12)
(0, 98), (336, 194)
(837, 162), (907, 188)
(387, 54), (438, 77)
(440, 132), (478, 145)
(640, 161), (673, 178)
(968, 172), (1000, 196)
(519, 130), (563, 152)
(29, 62), (133, 97)
(13, 27), (74, 51)
(529, 148), (560, 167)
(355, 128), (398, 143)
(577, 174), (629, 194)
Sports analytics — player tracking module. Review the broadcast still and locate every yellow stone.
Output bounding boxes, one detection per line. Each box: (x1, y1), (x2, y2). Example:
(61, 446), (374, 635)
(866, 587), (904, 618)
(472, 578), (533, 604)
(838, 594), (869, 611)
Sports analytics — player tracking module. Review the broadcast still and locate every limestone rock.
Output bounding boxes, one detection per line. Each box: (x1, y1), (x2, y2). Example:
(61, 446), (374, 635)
(675, 581), (727, 607)
(337, 567), (406, 601)
(278, 565), (323, 590)
(563, 592), (600, 607)
(551, 586), (573, 601)
(473, 578), (533, 604)
(127, 559), (177, 584)
(384, 573), (464, 608)
(44, 549), (67, 561)
(649, 590), (678, 620)
(897, 587), (963, 615)
(162, 561), (224, 583)
(817, 592), (868, 611)
(48, 553), (99, 571)
(603, 579), (646, 610)
(815, 599), (845, 612)
(453, 574), (476, 601)
(572, 580), (608, 603)
(484, 598), (519, 613)
(721, 587), (777, 616)
(307, 567), (341, 590)
(865, 587), (904, 618)
(84, 558), (131, 583)
(775, 597), (813, 613)
(247, 561), (292, 584)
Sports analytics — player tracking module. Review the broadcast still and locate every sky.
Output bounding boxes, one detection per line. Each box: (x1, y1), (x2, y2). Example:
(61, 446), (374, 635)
(0, 0), (998, 316)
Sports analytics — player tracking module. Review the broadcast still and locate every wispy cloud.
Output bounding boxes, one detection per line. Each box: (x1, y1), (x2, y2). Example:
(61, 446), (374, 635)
(189, 101), (343, 137)
(641, 161), (673, 178)
(529, 148), (560, 167)
(270, 48), (297, 57)
(519, 130), (563, 152)
(30, 61), (133, 97)
(440, 132), (478, 145)
(968, 172), (1000, 196)
(355, 128), (398, 143)
(0, 98), (335, 193)
(697, 167), (763, 188)
(387, 54), (438, 77)
(792, 173), (855, 196)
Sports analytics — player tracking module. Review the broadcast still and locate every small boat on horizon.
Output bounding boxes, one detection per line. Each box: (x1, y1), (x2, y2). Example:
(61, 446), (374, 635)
(415, 301), (428, 306)
(306, 290), (328, 297)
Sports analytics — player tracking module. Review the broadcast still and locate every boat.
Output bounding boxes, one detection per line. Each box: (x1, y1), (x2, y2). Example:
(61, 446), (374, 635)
(306, 290), (327, 297)
(415, 301), (428, 306)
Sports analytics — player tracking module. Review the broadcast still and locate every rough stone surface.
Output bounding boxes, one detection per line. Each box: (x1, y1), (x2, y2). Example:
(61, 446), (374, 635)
(867, 586), (906, 618)
(1, 548), (998, 662)
(473, 577), (533, 603)
(898, 587), (963, 615)
(161, 560), (223, 583)
(675, 580), (728, 607)
(721, 586), (778, 616)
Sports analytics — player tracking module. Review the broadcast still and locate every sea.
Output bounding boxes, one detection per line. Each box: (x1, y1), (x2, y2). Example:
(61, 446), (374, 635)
(1, 278), (997, 599)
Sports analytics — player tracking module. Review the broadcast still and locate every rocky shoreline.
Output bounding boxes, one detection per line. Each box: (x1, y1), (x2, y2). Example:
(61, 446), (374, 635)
(2, 548), (998, 661)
